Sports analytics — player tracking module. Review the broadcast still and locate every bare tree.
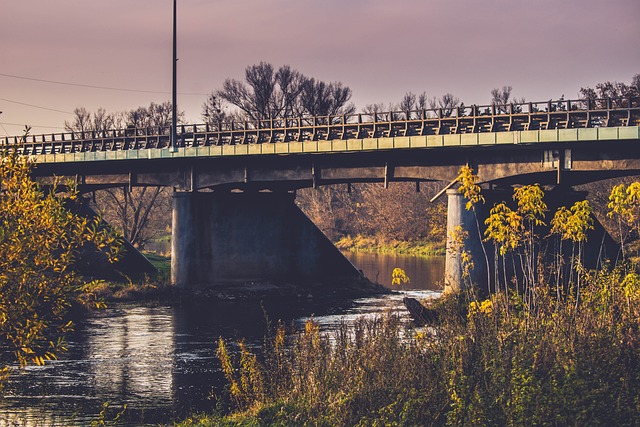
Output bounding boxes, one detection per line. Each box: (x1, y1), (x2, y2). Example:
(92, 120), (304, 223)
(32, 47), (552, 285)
(296, 182), (446, 244)
(299, 79), (355, 117)
(429, 93), (461, 117)
(491, 86), (512, 105)
(490, 86), (526, 113)
(92, 108), (115, 135)
(201, 93), (228, 127)
(362, 103), (388, 115)
(213, 62), (355, 121)
(217, 62), (292, 120)
(66, 102), (183, 135)
(127, 101), (182, 130)
(93, 187), (172, 249)
(398, 91), (429, 112)
(64, 104), (181, 249)
(274, 65), (307, 118)
(398, 92), (416, 112)
(580, 74), (639, 107)
(295, 185), (360, 241)
(491, 86), (512, 113)
(64, 107), (94, 133)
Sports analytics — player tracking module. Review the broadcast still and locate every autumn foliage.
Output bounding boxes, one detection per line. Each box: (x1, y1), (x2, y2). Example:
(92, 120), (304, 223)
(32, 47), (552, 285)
(0, 142), (122, 382)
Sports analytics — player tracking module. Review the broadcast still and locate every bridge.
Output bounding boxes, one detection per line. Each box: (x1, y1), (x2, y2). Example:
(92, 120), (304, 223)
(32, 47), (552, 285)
(5, 97), (640, 292)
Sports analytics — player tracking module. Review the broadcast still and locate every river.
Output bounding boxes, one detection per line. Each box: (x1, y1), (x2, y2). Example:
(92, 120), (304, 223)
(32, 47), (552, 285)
(0, 253), (444, 426)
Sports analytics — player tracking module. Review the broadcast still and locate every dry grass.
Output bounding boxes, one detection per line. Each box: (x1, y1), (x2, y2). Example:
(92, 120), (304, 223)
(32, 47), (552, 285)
(175, 263), (640, 426)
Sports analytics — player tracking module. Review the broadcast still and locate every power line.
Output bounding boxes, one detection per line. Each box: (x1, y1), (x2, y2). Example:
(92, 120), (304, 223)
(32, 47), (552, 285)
(0, 97), (73, 114)
(0, 72), (208, 96)
(1, 122), (66, 130)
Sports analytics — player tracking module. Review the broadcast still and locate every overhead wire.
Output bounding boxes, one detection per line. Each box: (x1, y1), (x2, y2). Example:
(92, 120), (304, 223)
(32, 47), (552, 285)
(0, 72), (210, 136)
(0, 122), (66, 130)
(0, 72), (208, 96)
(0, 97), (74, 114)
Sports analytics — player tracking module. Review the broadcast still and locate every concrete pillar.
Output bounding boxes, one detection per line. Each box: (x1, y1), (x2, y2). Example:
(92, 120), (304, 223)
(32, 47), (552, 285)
(171, 191), (195, 287)
(170, 190), (362, 288)
(444, 189), (487, 294)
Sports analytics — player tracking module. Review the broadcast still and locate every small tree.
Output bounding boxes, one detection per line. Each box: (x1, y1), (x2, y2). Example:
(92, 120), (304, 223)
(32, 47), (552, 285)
(0, 136), (122, 385)
(213, 62), (355, 121)
(429, 93), (461, 117)
(484, 202), (523, 293)
(551, 200), (594, 304)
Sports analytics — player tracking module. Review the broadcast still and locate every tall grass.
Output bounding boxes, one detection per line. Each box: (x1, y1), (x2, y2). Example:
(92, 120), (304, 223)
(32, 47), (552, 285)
(177, 264), (640, 426)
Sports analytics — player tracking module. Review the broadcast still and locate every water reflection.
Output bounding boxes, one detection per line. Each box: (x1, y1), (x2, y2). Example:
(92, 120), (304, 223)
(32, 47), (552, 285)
(344, 252), (445, 290)
(86, 307), (175, 408)
(0, 254), (445, 426)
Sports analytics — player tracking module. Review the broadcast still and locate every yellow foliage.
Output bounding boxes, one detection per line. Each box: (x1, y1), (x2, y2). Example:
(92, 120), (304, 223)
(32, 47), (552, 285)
(513, 184), (547, 226)
(551, 200), (594, 243)
(0, 143), (122, 380)
(468, 299), (493, 317)
(391, 267), (410, 286)
(484, 202), (523, 255)
(456, 165), (485, 210)
(608, 182), (640, 233)
(622, 272), (640, 301)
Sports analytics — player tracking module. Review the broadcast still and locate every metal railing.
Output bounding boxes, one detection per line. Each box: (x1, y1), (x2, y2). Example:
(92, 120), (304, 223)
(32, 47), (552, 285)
(3, 97), (639, 156)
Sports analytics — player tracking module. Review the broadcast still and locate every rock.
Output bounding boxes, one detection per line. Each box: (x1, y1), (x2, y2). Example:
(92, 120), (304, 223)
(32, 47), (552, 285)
(403, 297), (439, 326)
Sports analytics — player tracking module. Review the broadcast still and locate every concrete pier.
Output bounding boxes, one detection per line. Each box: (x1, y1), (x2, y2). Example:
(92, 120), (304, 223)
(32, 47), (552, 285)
(444, 189), (487, 294)
(171, 190), (362, 287)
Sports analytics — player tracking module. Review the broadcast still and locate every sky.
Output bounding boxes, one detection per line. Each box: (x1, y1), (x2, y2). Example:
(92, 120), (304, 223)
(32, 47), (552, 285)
(1, 0), (639, 135)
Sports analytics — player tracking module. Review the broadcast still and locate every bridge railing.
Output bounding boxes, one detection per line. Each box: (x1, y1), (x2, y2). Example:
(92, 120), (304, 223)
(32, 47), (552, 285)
(2, 96), (639, 155)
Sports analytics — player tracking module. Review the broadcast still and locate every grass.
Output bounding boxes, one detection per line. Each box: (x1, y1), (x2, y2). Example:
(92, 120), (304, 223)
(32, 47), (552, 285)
(335, 234), (446, 256)
(173, 264), (640, 427)
(75, 253), (174, 306)
(143, 252), (171, 279)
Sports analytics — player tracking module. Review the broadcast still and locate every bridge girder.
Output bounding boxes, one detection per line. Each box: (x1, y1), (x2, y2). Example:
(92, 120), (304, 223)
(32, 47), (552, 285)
(33, 138), (640, 193)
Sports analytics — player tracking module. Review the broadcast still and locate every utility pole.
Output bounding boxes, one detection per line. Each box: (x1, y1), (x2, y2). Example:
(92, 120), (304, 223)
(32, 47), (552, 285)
(170, 0), (178, 151)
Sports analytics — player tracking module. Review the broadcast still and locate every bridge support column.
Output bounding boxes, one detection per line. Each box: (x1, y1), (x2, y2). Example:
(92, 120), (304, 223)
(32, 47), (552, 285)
(171, 190), (362, 288)
(444, 189), (487, 294)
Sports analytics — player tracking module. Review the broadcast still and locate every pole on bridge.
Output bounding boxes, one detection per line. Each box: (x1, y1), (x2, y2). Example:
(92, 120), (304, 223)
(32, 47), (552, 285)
(170, 0), (178, 152)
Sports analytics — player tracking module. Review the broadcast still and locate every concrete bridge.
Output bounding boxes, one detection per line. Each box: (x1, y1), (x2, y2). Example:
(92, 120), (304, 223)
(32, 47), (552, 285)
(6, 97), (640, 290)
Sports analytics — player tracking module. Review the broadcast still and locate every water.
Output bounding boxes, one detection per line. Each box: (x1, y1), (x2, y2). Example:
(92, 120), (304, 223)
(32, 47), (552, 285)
(0, 254), (444, 426)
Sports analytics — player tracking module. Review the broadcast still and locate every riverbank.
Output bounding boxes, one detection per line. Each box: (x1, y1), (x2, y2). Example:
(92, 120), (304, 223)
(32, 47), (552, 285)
(83, 252), (389, 307)
(335, 235), (446, 256)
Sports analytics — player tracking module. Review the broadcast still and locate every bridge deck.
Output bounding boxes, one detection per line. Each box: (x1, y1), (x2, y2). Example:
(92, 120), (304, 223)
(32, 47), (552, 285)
(3, 97), (639, 162)
(28, 126), (640, 166)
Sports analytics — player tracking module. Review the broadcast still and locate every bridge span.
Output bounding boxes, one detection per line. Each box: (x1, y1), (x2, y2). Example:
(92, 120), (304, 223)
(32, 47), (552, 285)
(5, 97), (640, 291)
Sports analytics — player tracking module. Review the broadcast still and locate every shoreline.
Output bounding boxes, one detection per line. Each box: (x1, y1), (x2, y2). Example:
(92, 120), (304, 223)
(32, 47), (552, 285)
(335, 235), (446, 257)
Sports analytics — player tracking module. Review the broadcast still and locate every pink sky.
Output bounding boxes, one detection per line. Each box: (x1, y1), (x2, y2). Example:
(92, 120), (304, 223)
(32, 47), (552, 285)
(1, 0), (639, 135)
